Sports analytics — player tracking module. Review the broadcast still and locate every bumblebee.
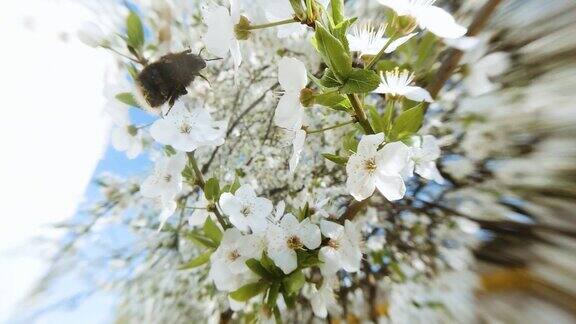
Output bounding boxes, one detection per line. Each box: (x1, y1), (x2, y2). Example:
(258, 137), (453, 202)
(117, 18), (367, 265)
(136, 49), (208, 109)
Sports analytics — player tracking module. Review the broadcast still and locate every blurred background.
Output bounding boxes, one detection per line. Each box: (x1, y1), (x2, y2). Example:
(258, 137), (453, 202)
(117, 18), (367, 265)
(1, 0), (576, 323)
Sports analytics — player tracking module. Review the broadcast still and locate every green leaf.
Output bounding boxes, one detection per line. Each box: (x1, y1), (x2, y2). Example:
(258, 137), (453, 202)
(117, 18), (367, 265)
(126, 11), (144, 49)
(178, 250), (213, 270)
(115, 92), (140, 107)
(203, 217), (222, 243)
(289, 0), (305, 19)
(320, 69), (342, 88)
(261, 252), (283, 277)
(281, 271), (305, 295)
(204, 177), (220, 201)
(126, 63), (138, 81)
(331, 18), (356, 52)
(375, 60), (399, 73)
(330, 0), (346, 25)
(267, 282), (281, 309)
(389, 103), (425, 141)
(340, 69), (380, 94)
(343, 131), (359, 153)
(314, 92), (341, 106)
(368, 105), (384, 133)
(314, 23), (352, 81)
(229, 281), (269, 301)
(246, 259), (275, 280)
(187, 232), (218, 249)
(322, 153), (348, 165)
(222, 176), (241, 194)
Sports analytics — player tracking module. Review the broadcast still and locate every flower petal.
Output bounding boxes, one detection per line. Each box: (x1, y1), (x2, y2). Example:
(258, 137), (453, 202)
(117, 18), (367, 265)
(378, 142), (411, 174)
(274, 92), (303, 130)
(269, 245), (297, 274)
(346, 171), (376, 201)
(377, 0), (410, 15)
(278, 57), (307, 92)
(403, 86), (434, 102)
(320, 220), (343, 240)
(357, 133), (385, 156)
(298, 218), (321, 249)
(385, 32), (417, 53)
(415, 5), (467, 39)
(374, 174), (406, 201)
(289, 129), (306, 173)
(415, 161), (445, 184)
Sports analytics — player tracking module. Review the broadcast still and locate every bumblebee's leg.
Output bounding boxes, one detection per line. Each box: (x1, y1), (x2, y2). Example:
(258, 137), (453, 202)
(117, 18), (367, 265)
(197, 74), (211, 87)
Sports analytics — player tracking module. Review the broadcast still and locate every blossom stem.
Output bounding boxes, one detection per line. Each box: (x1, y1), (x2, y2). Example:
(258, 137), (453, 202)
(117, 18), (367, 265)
(305, 119), (357, 134)
(365, 33), (398, 70)
(347, 94), (374, 134)
(102, 46), (141, 64)
(247, 18), (298, 30)
(187, 152), (229, 229)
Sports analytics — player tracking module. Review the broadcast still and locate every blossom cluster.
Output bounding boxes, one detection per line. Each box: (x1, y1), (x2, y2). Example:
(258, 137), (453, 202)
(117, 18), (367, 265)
(58, 0), (565, 322)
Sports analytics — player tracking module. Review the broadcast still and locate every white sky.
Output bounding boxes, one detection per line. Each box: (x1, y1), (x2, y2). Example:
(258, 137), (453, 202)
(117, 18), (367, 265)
(0, 0), (111, 321)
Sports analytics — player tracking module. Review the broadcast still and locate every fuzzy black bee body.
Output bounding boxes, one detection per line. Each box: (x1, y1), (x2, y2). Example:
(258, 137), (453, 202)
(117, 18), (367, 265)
(136, 49), (207, 108)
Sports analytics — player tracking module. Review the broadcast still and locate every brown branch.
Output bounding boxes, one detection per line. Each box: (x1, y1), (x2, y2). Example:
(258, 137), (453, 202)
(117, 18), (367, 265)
(426, 0), (503, 98)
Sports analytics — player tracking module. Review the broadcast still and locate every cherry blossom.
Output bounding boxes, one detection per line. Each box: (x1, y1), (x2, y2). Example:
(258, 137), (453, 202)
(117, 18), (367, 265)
(202, 0), (242, 69)
(209, 228), (260, 291)
(140, 152), (187, 202)
(308, 277), (339, 318)
(318, 220), (363, 275)
(347, 22), (416, 57)
(219, 184), (273, 233)
(373, 68), (433, 102)
(111, 126), (143, 159)
(266, 214), (321, 274)
(403, 135), (445, 183)
(150, 101), (227, 152)
(377, 0), (467, 39)
(346, 133), (411, 201)
(274, 57), (308, 130)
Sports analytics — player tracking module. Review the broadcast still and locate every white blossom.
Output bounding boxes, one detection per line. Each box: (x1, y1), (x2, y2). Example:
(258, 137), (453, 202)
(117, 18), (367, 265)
(267, 214), (321, 274)
(347, 22), (416, 57)
(150, 101), (227, 152)
(219, 184), (273, 233)
(111, 126), (143, 159)
(274, 57), (307, 130)
(403, 135), (444, 183)
(318, 220), (363, 275)
(308, 277), (339, 318)
(377, 0), (467, 39)
(209, 228), (260, 291)
(373, 68), (433, 102)
(202, 0), (242, 69)
(140, 152), (187, 202)
(346, 133), (411, 201)
(261, 0), (305, 38)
